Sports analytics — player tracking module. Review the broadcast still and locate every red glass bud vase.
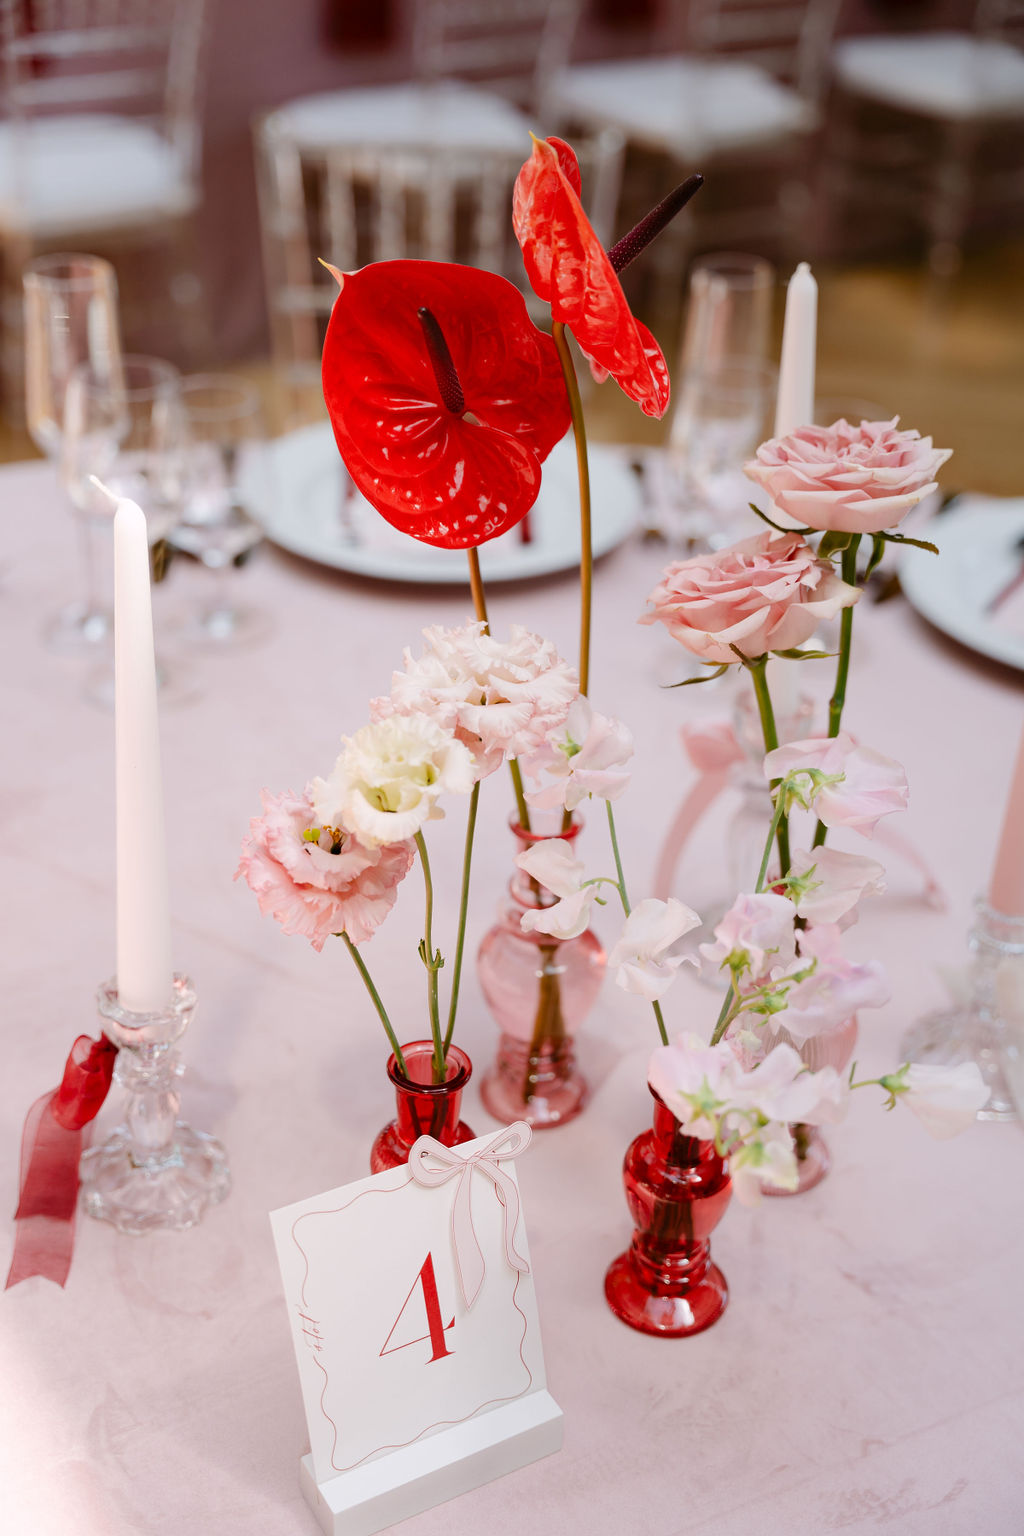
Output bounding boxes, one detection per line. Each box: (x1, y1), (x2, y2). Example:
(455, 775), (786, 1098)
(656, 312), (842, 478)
(369, 1041), (475, 1173)
(762, 1014), (859, 1196)
(605, 1089), (731, 1337)
(478, 817), (606, 1129)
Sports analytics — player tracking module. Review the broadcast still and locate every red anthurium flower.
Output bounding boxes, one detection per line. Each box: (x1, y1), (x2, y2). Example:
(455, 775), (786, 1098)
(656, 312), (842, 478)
(513, 137), (700, 420)
(321, 260), (571, 549)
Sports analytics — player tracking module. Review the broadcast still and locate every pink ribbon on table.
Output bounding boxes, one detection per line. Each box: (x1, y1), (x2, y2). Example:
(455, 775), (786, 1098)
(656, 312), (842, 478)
(408, 1122), (532, 1310)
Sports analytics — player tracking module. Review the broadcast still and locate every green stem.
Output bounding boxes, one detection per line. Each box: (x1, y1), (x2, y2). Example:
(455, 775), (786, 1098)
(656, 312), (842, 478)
(606, 800), (668, 1046)
(755, 798), (788, 895)
(709, 985), (735, 1048)
(749, 657), (791, 877)
(414, 831), (445, 1079)
(552, 321), (592, 698)
(340, 932), (407, 1076)
(443, 780), (479, 1052)
(814, 535), (861, 847)
(508, 758), (531, 831)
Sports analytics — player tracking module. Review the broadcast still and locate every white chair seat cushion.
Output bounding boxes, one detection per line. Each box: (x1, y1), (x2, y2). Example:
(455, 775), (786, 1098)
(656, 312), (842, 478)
(0, 114), (193, 237)
(833, 33), (1024, 121)
(268, 80), (533, 154)
(552, 56), (814, 158)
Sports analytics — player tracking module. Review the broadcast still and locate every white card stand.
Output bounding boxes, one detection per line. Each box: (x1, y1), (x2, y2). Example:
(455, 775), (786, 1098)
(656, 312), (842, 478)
(299, 1391), (563, 1536)
(271, 1126), (561, 1536)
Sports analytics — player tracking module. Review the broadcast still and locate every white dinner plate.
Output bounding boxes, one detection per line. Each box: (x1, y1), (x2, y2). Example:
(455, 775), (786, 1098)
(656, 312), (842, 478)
(260, 422), (640, 584)
(900, 498), (1024, 671)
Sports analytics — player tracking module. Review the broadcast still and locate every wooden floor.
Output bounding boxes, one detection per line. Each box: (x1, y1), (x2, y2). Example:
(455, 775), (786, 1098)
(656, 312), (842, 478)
(5, 239), (1022, 498)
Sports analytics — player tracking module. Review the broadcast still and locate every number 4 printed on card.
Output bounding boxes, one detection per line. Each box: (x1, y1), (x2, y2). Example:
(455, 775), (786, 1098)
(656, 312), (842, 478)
(379, 1252), (454, 1364)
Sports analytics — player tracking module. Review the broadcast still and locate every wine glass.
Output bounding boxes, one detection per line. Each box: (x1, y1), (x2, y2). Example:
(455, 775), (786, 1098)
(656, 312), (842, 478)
(169, 375), (272, 648)
(23, 252), (123, 650)
(668, 357), (777, 549)
(62, 355), (193, 705)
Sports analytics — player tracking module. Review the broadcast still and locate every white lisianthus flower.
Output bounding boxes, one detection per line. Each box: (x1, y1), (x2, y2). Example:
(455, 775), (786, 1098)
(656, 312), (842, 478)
(386, 621), (578, 780)
(884, 1060), (989, 1138)
(526, 696), (634, 812)
(313, 714), (476, 847)
(515, 837), (599, 940)
(729, 1123), (799, 1206)
(607, 897), (700, 1002)
(786, 846), (887, 927)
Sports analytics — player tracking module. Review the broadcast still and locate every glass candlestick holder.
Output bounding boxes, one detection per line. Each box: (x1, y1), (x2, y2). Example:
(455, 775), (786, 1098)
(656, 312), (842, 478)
(900, 899), (1021, 1122)
(79, 975), (231, 1232)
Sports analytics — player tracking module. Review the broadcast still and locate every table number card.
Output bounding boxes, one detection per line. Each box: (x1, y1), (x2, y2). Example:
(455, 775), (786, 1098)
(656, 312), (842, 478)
(270, 1124), (563, 1536)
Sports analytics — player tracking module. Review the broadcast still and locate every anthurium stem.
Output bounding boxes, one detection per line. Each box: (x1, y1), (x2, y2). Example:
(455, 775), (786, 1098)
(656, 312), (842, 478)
(813, 534), (861, 847)
(340, 932), (407, 1076)
(414, 831), (445, 1079)
(749, 656), (791, 877)
(443, 780), (479, 1052)
(607, 800), (669, 1046)
(551, 321), (592, 699)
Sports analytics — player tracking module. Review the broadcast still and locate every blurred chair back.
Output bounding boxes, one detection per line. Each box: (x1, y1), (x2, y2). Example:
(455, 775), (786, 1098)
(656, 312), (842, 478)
(688, 0), (841, 102)
(255, 124), (530, 409)
(413, 0), (581, 113)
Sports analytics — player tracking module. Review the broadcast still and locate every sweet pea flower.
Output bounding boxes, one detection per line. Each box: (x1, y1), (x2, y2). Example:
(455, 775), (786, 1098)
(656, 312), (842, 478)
(729, 1122), (799, 1206)
(384, 622), (578, 780)
(639, 531), (859, 666)
(785, 846), (887, 926)
(745, 418), (952, 535)
(763, 923), (890, 1044)
(236, 787), (414, 950)
(730, 1041), (846, 1125)
(515, 837), (600, 940)
(883, 1061), (989, 1138)
(699, 892), (797, 981)
(313, 714), (476, 847)
(648, 1033), (741, 1138)
(607, 897), (701, 1002)
(526, 696), (634, 811)
(763, 733), (908, 835)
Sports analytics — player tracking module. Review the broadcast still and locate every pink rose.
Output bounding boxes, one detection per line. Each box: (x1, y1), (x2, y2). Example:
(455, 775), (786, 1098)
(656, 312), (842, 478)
(763, 733), (908, 836)
(236, 787), (414, 950)
(745, 418), (952, 535)
(639, 532), (859, 665)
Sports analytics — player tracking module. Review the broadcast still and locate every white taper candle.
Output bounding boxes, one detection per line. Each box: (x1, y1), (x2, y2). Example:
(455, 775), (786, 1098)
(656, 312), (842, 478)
(114, 498), (173, 1013)
(774, 262), (818, 438)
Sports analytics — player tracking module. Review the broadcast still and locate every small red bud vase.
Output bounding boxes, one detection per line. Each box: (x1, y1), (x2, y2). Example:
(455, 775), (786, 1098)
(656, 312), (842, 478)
(370, 1041), (475, 1172)
(478, 817), (606, 1129)
(605, 1090), (731, 1337)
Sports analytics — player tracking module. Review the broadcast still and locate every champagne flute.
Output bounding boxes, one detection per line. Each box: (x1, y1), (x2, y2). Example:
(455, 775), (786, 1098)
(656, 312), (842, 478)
(24, 253), (123, 650)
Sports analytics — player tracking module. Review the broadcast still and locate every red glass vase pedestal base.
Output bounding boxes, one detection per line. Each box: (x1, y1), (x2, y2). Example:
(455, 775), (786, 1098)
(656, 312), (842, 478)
(604, 1093), (731, 1338)
(370, 1041), (475, 1173)
(480, 1033), (587, 1129)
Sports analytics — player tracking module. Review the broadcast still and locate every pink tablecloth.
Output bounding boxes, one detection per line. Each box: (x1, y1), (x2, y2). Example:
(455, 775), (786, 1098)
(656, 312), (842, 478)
(2, 455), (1023, 1536)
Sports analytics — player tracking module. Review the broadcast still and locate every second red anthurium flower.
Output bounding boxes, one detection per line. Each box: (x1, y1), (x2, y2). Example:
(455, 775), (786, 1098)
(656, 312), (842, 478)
(321, 260), (571, 549)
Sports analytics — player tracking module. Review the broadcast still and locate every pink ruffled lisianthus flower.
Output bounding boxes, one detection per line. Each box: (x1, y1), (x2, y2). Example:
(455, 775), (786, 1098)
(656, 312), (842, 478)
(381, 621), (578, 781)
(744, 417), (952, 535)
(525, 695), (634, 812)
(607, 897), (701, 1002)
(236, 787), (414, 951)
(763, 732), (908, 836)
(639, 531), (859, 665)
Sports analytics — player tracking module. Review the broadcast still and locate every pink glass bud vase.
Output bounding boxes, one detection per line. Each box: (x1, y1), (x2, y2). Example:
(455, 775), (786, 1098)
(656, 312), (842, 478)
(478, 816), (605, 1129)
(762, 1014), (858, 1196)
(370, 1041), (475, 1173)
(605, 1090), (731, 1337)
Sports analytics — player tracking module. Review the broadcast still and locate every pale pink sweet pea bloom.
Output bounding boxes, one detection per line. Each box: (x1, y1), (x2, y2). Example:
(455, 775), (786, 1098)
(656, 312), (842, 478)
(236, 787), (414, 950)
(607, 897), (701, 1001)
(385, 621), (578, 780)
(763, 732), (908, 835)
(896, 1061), (989, 1138)
(769, 924), (890, 1043)
(786, 845), (887, 926)
(526, 696), (634, 811)
(648, 1033), (741, 1138)
(729, 1122), (799, 1205)
(639, 531), (859, 665)
(744, 418), (952, 535)
(730, 1041), (846, 1125)
(699, 891), (797, 980)
(515, 837), (599, 940)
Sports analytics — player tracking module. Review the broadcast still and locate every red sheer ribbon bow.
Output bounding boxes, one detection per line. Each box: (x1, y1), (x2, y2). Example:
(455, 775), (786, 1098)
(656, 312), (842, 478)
(5, 1035), (118, 1289)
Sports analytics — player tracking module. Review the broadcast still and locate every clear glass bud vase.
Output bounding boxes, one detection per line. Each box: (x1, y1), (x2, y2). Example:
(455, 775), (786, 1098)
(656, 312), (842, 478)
(79, 975), (230, 1233)
(605, 1090), (731, 1337)
(370, 1041), (475, 1172)
(478, 817), (606, 1129)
